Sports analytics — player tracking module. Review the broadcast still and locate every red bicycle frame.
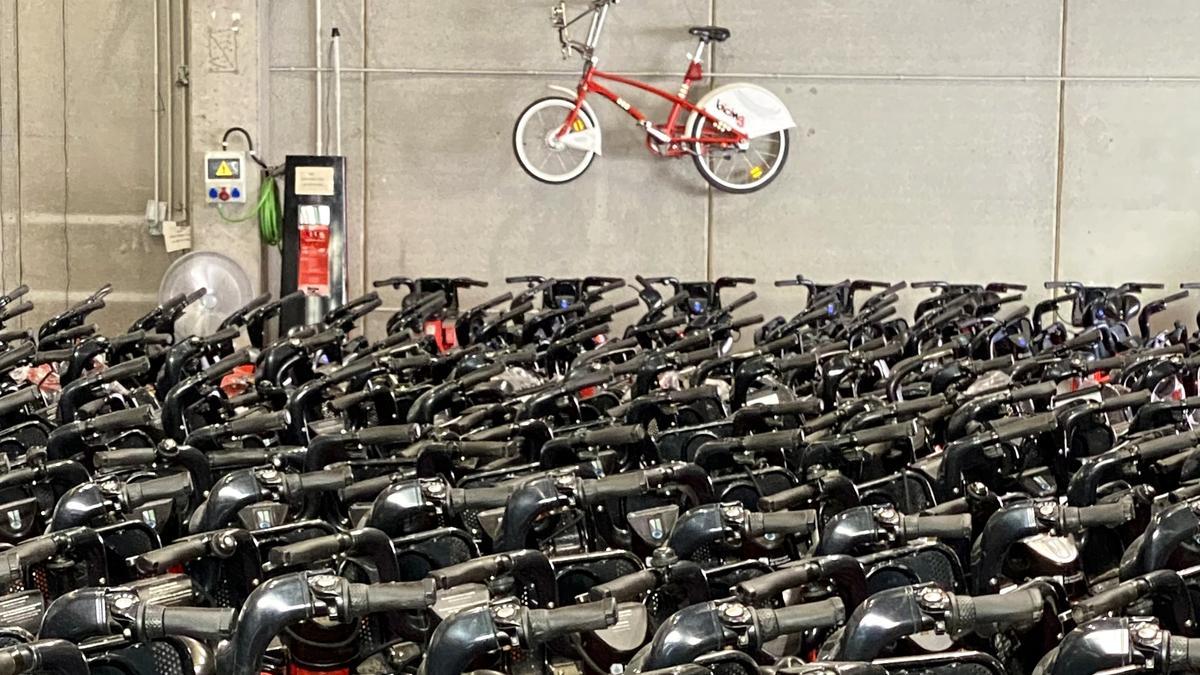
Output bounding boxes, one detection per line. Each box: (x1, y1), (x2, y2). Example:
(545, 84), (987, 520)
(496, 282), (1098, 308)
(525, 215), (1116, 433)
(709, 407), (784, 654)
(557, 60), (749, 158)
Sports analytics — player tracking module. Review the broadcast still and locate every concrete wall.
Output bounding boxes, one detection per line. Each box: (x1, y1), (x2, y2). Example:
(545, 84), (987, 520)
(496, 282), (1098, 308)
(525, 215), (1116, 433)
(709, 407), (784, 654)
(7, 2), (1200, 337)
(0, 0), (176, 333)
(260, 1), (1200, 334)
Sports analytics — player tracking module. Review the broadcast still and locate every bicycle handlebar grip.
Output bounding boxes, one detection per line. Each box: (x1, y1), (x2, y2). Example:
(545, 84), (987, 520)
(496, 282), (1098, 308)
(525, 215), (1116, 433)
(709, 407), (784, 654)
(728, 314), (765, 331)
(724, 291), (758, 314)
(1167, 635), (1200, 673)
(1011, 381), (1058, 402)
(664, 333), (710, 355)
(1100, 389), (1151, 412)
(0, 538), (58, 583)
(969, 354), (1015, 374)
(853, 421), (916, 445)
(429, 556), (508, 590)
(735, 558), (854, 602)
(450, 485), (513, 511)
(756, 598), (846, 642)
(221, 293), (271, 328)
(350, 578), (438, 614)
(33, 348), (72, 364)
(135, 538), (212, 575)
(553, 324), (609, 350)
(565, 368), (615, 392)
(856, 342), (903, 364)
(108, 330), (149, 350)
(674, 345), (719, 367)
(888, 394), (949, 417)
(330, 390), (374, 412)
(952, 588), (1043, 633)
(667, 385), (721, 405)
(226, 410), (290, 437)
(742, 429), (802, 451)
(901, 514), (973, 540)
(298, 329), (345, 352)
(1088, 355), (1125, 372)
(580, 473), (649, 503)
(457, 363), (505, 389)
(97, 356), (151, 383)
(590, 279), (627, 296)
(0, 343), (35, 372)
(89, 405), (156, 433)
(757, 332), (803, 356)
(527, 598), (619, 643)
(0, 386), (40, 417)
(355, 424), (423, 446)
(1135, 430), (1200, 460)
(268, 533), (346, 567)
(757, 484), (817, 512)
(3, 284), (30, 302)
(0, 301), (33, 323)
(1071, 580), (1145, 624)
(994, 412), (1059, 441)
(452, 440), (521, 458)
(202, 348), (252, 383)
(1064, 497), (1136, 531)
(93, 447), (158, 471)
(582, 424), (646, 447)
(587, 569), (659, 602)
(140, 605), (235, 641)
(123, 473), (193, 508)
(744, 510), (819, 537)
(339, 475), (397, 503)
(637, 314), (687, 335)
(285, 466), (354, 496)
(207, 449), (271, 469)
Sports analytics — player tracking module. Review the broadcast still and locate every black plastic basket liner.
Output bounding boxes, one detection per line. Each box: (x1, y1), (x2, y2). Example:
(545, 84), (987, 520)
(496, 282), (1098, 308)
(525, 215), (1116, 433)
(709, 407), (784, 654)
(859, 542), (965, 595)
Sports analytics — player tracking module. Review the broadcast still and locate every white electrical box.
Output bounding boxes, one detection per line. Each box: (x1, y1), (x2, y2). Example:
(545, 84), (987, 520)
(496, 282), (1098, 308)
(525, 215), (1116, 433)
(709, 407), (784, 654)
(204, 151), (247, 204)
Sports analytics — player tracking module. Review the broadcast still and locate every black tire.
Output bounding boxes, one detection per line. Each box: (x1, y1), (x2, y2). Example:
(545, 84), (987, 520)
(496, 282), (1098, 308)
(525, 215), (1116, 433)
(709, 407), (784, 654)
(689, 114), (790, 194)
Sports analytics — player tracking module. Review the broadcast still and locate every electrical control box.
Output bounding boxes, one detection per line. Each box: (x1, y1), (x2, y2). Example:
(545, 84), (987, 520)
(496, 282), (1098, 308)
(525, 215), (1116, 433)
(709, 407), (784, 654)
(204, 151), (247, 203)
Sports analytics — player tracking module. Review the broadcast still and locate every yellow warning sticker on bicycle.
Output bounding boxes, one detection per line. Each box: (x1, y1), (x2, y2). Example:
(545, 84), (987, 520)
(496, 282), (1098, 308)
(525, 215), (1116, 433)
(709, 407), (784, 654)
(750, 166), (764, 180)
(572, 119), (586, 132)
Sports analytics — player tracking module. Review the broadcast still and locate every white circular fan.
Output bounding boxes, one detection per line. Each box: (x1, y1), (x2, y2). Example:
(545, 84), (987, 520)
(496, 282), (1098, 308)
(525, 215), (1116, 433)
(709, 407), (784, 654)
(158, 251), (254, 338)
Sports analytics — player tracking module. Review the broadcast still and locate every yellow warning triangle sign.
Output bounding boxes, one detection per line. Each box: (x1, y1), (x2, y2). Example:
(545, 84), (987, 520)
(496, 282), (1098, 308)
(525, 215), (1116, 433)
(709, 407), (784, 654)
(215, 161), (234, 178)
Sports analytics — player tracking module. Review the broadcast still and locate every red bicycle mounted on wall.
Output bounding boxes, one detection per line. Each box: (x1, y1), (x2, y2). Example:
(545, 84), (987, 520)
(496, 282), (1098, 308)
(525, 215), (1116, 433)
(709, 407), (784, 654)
(513, 0), (796, 194)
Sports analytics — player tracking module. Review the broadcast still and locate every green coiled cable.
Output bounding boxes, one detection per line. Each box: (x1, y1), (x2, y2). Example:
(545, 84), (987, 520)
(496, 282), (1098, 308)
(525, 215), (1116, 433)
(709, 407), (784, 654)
(216, 169), (282, 248)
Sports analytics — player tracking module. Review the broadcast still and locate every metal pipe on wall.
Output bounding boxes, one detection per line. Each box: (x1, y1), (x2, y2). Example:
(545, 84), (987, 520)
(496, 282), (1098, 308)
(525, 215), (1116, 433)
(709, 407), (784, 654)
(314, 0), (323, 153)
(163, 0), (173, 222)
(267, 64), (1200, 84)
(332, 28), (341, 156)
(152, 0), (162, 232)
(178, 0), (190, 224)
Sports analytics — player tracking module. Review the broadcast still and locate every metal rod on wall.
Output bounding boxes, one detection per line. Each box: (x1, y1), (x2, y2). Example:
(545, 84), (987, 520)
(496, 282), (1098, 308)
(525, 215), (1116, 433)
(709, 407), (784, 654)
(152, 0), (161, 231)
(314, 0), (323, 153)
(268, 65), (1200, 84)
(332, 27), (341, 156)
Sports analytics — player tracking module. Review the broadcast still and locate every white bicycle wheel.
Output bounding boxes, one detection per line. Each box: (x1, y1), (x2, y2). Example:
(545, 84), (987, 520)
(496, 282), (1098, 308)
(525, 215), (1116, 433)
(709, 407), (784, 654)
(513, 97), (597, 185)
(689, 115), (789, 194)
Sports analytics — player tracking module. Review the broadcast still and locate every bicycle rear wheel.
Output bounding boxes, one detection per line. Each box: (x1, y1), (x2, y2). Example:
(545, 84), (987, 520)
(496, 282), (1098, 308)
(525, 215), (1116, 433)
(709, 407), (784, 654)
(690, 115), (789, 194)
(513, 97), (598, 185)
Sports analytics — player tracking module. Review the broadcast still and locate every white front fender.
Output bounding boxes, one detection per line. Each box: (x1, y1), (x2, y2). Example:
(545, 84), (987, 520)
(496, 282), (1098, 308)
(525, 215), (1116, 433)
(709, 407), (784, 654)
(547, 85), (602, 156)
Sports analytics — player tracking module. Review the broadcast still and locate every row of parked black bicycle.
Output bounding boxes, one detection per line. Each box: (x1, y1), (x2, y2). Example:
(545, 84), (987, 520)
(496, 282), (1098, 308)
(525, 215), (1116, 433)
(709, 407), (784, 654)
(2, 274), (1200, 675)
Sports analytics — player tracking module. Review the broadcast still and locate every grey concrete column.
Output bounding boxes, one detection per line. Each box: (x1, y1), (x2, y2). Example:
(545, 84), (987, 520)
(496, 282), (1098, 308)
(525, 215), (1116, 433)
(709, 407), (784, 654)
(0, 0), (19, 293)
(188, 0), (265, 291)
